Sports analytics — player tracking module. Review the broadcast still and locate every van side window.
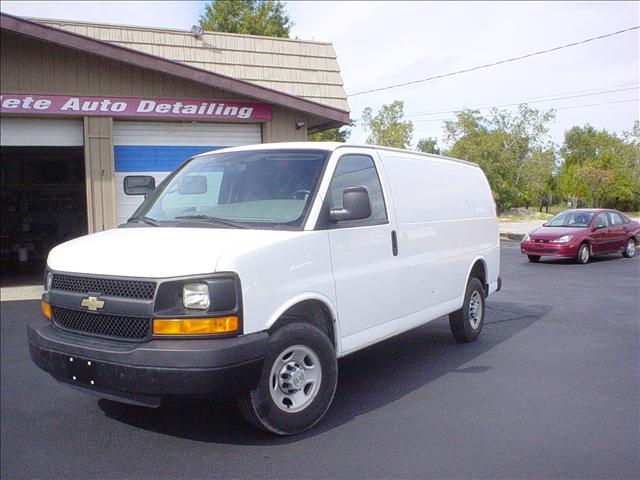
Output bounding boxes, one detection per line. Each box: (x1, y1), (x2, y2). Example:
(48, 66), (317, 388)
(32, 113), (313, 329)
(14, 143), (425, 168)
(329, 154), (387, 224)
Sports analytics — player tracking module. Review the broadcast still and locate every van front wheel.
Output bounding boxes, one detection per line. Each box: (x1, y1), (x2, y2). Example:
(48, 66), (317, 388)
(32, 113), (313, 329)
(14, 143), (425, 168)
(237, 323), (337, 435)
(449, 277), (485, 343)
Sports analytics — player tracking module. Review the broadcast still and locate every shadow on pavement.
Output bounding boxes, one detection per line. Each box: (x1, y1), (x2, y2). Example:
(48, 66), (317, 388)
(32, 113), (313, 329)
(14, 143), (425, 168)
(526, 253), (628, 266)
(98, 300), (552, 445)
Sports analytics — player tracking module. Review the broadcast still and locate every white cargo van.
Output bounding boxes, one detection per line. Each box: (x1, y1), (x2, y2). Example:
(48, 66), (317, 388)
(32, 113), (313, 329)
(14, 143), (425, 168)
(29, 142), (501, 435)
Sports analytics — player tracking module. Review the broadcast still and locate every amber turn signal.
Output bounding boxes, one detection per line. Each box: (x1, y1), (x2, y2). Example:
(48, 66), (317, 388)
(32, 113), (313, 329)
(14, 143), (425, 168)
(41, 301), (51, 320)
(153, 316), (238, 335)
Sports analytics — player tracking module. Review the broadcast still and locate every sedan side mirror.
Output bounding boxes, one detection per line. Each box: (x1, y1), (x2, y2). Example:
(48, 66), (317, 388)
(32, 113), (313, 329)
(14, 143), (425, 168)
(124, 175), (155, 196)
(329, 186), (371, 222)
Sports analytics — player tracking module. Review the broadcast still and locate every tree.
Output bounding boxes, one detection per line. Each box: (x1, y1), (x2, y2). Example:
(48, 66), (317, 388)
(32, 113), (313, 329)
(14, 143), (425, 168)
(622, 120), (640, 211)
(556, 124), (638, 209)
(308, 124), (352, 142)
(416, 137), (440, 154)
(361, 100), (413, 148)
(443, 105), (556, 212)
(199, 0), (292, 37)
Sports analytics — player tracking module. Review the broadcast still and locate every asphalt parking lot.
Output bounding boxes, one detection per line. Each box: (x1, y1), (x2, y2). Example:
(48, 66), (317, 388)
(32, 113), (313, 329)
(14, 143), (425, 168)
(1, 241), (638, 479)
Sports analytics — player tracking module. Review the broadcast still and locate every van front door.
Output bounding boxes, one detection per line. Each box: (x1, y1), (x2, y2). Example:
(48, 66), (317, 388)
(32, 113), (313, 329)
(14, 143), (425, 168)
(323, 152), (401, 354)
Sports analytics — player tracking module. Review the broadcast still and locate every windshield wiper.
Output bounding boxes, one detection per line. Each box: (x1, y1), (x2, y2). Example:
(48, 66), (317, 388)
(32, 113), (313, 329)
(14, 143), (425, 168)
(174, 214), (248, 229)
(128, 216), (161, 227)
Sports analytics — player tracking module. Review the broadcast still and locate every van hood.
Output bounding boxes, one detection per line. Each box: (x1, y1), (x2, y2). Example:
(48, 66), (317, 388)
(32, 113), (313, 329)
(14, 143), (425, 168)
(47, 227), (297, 278)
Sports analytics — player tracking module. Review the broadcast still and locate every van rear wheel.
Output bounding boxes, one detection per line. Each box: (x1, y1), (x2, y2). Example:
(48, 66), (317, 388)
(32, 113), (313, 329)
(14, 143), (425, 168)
(449, 277), (485, 343)
(237, 323), (337, 435)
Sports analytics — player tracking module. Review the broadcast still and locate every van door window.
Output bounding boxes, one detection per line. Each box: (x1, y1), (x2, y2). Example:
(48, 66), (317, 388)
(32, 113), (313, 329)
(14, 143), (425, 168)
(329, 154), (387, 225)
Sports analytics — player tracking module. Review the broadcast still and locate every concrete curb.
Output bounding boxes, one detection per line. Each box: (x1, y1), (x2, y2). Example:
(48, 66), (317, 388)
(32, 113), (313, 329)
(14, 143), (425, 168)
(500, 233), (524, 241)
(1, 286), (44, 302)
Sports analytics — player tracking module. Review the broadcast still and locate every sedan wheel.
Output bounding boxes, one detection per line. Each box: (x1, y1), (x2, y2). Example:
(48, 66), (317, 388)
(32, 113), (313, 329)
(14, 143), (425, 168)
(576, 243), (590, 264)
(623, 238), (636, 258)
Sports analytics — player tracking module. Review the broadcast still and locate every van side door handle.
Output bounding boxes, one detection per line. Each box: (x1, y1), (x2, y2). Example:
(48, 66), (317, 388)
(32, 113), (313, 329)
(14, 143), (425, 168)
(391, 230), (398, 256)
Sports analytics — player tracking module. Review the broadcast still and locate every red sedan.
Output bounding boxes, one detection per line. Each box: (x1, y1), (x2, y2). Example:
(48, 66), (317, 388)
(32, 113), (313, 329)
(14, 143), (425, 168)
(520, 209), (640, 264)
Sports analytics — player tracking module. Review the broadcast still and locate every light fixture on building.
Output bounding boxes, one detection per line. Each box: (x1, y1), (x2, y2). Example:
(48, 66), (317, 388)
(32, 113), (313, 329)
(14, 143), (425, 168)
(295, 121), (305, 130)
(191, 25), (204, 39)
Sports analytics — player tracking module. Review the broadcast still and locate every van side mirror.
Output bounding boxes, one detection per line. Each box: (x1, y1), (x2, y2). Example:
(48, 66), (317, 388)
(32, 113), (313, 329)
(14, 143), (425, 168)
(178, 175), (207, 195)
(124, 175), (155, 196)
(330, 186), (371, 222)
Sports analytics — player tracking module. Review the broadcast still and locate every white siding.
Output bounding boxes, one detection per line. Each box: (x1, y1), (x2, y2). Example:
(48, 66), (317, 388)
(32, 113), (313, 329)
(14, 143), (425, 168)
(112, 121), (261, 146)
(0, 118), (83, 146)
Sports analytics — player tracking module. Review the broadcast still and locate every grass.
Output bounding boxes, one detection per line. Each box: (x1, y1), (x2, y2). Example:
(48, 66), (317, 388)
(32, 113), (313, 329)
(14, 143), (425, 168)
(498, 212), (552, 222)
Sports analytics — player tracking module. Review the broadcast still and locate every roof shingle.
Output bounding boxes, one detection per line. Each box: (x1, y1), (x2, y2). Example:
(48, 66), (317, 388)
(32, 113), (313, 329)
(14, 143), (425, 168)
(32, 18), (349, 112)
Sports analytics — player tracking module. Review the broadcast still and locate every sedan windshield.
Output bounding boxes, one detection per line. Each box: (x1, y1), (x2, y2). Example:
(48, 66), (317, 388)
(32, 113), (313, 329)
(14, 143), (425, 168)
(544, 211), (594, 227)
(132, 149), (330, 229)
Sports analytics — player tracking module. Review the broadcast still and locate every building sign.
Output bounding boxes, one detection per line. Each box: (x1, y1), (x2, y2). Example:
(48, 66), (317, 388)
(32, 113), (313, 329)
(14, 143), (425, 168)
(0, 93), (271, 121)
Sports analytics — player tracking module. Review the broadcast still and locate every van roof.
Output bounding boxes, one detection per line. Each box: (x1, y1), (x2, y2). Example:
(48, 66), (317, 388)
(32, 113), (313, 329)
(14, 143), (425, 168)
(194, 142), (479, 168)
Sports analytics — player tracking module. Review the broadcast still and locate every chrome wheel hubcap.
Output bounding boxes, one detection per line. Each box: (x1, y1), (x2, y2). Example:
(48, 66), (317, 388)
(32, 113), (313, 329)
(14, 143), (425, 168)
(627, 240), (636, 257)
(580, 246), (589, 262)
(269, 345), (322, 413)
(469, 290), (483, 329)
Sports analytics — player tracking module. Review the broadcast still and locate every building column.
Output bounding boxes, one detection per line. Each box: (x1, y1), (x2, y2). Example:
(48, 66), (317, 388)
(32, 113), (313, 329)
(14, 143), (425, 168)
(83, 116), (116, 233)
(262, 107), (308, 143)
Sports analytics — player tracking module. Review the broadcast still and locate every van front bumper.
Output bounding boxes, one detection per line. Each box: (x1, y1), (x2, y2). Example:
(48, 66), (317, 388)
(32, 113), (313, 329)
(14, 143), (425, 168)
(28, 320), (268, 407)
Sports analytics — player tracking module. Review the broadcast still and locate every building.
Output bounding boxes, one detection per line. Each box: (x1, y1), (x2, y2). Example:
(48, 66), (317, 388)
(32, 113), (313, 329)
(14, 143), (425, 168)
(0, 13), (349, 285)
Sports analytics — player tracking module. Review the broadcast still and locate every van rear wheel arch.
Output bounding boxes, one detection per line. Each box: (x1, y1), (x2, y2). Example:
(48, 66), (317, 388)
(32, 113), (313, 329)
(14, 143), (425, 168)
(467, 258), (488, 294)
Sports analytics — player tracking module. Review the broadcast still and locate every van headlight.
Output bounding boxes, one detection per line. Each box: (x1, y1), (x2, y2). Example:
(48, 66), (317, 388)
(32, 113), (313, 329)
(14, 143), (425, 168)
(552, 235), (573, 243)
(182, 283), (210, 310)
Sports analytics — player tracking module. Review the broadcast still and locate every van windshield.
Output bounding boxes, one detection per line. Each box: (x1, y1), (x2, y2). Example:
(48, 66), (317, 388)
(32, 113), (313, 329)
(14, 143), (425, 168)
(132, 149), (330, 230)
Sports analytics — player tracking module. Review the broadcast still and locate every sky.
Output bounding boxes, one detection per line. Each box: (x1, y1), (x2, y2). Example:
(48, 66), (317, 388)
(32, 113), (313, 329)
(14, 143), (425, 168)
(1, 1), (639, 149)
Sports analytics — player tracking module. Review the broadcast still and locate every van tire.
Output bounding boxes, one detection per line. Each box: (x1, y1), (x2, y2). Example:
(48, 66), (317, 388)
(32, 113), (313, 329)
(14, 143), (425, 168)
(237, 323), (337, 435)
(527, 255), (540, 263)
(449, 277), (485, 343)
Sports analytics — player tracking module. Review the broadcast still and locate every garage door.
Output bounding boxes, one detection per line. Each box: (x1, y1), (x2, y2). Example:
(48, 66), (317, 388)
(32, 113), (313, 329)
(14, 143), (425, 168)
(0, 118), (83, 146)
(113, 121), (261, 225)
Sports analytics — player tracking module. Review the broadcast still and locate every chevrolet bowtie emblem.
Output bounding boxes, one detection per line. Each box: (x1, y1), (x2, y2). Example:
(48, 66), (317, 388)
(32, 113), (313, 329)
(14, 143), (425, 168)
(81, 296), (105, 311)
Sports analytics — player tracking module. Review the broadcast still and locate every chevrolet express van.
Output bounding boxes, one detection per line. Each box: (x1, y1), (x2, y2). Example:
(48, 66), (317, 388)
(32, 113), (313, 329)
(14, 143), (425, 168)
(29, 142), (501, 435)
